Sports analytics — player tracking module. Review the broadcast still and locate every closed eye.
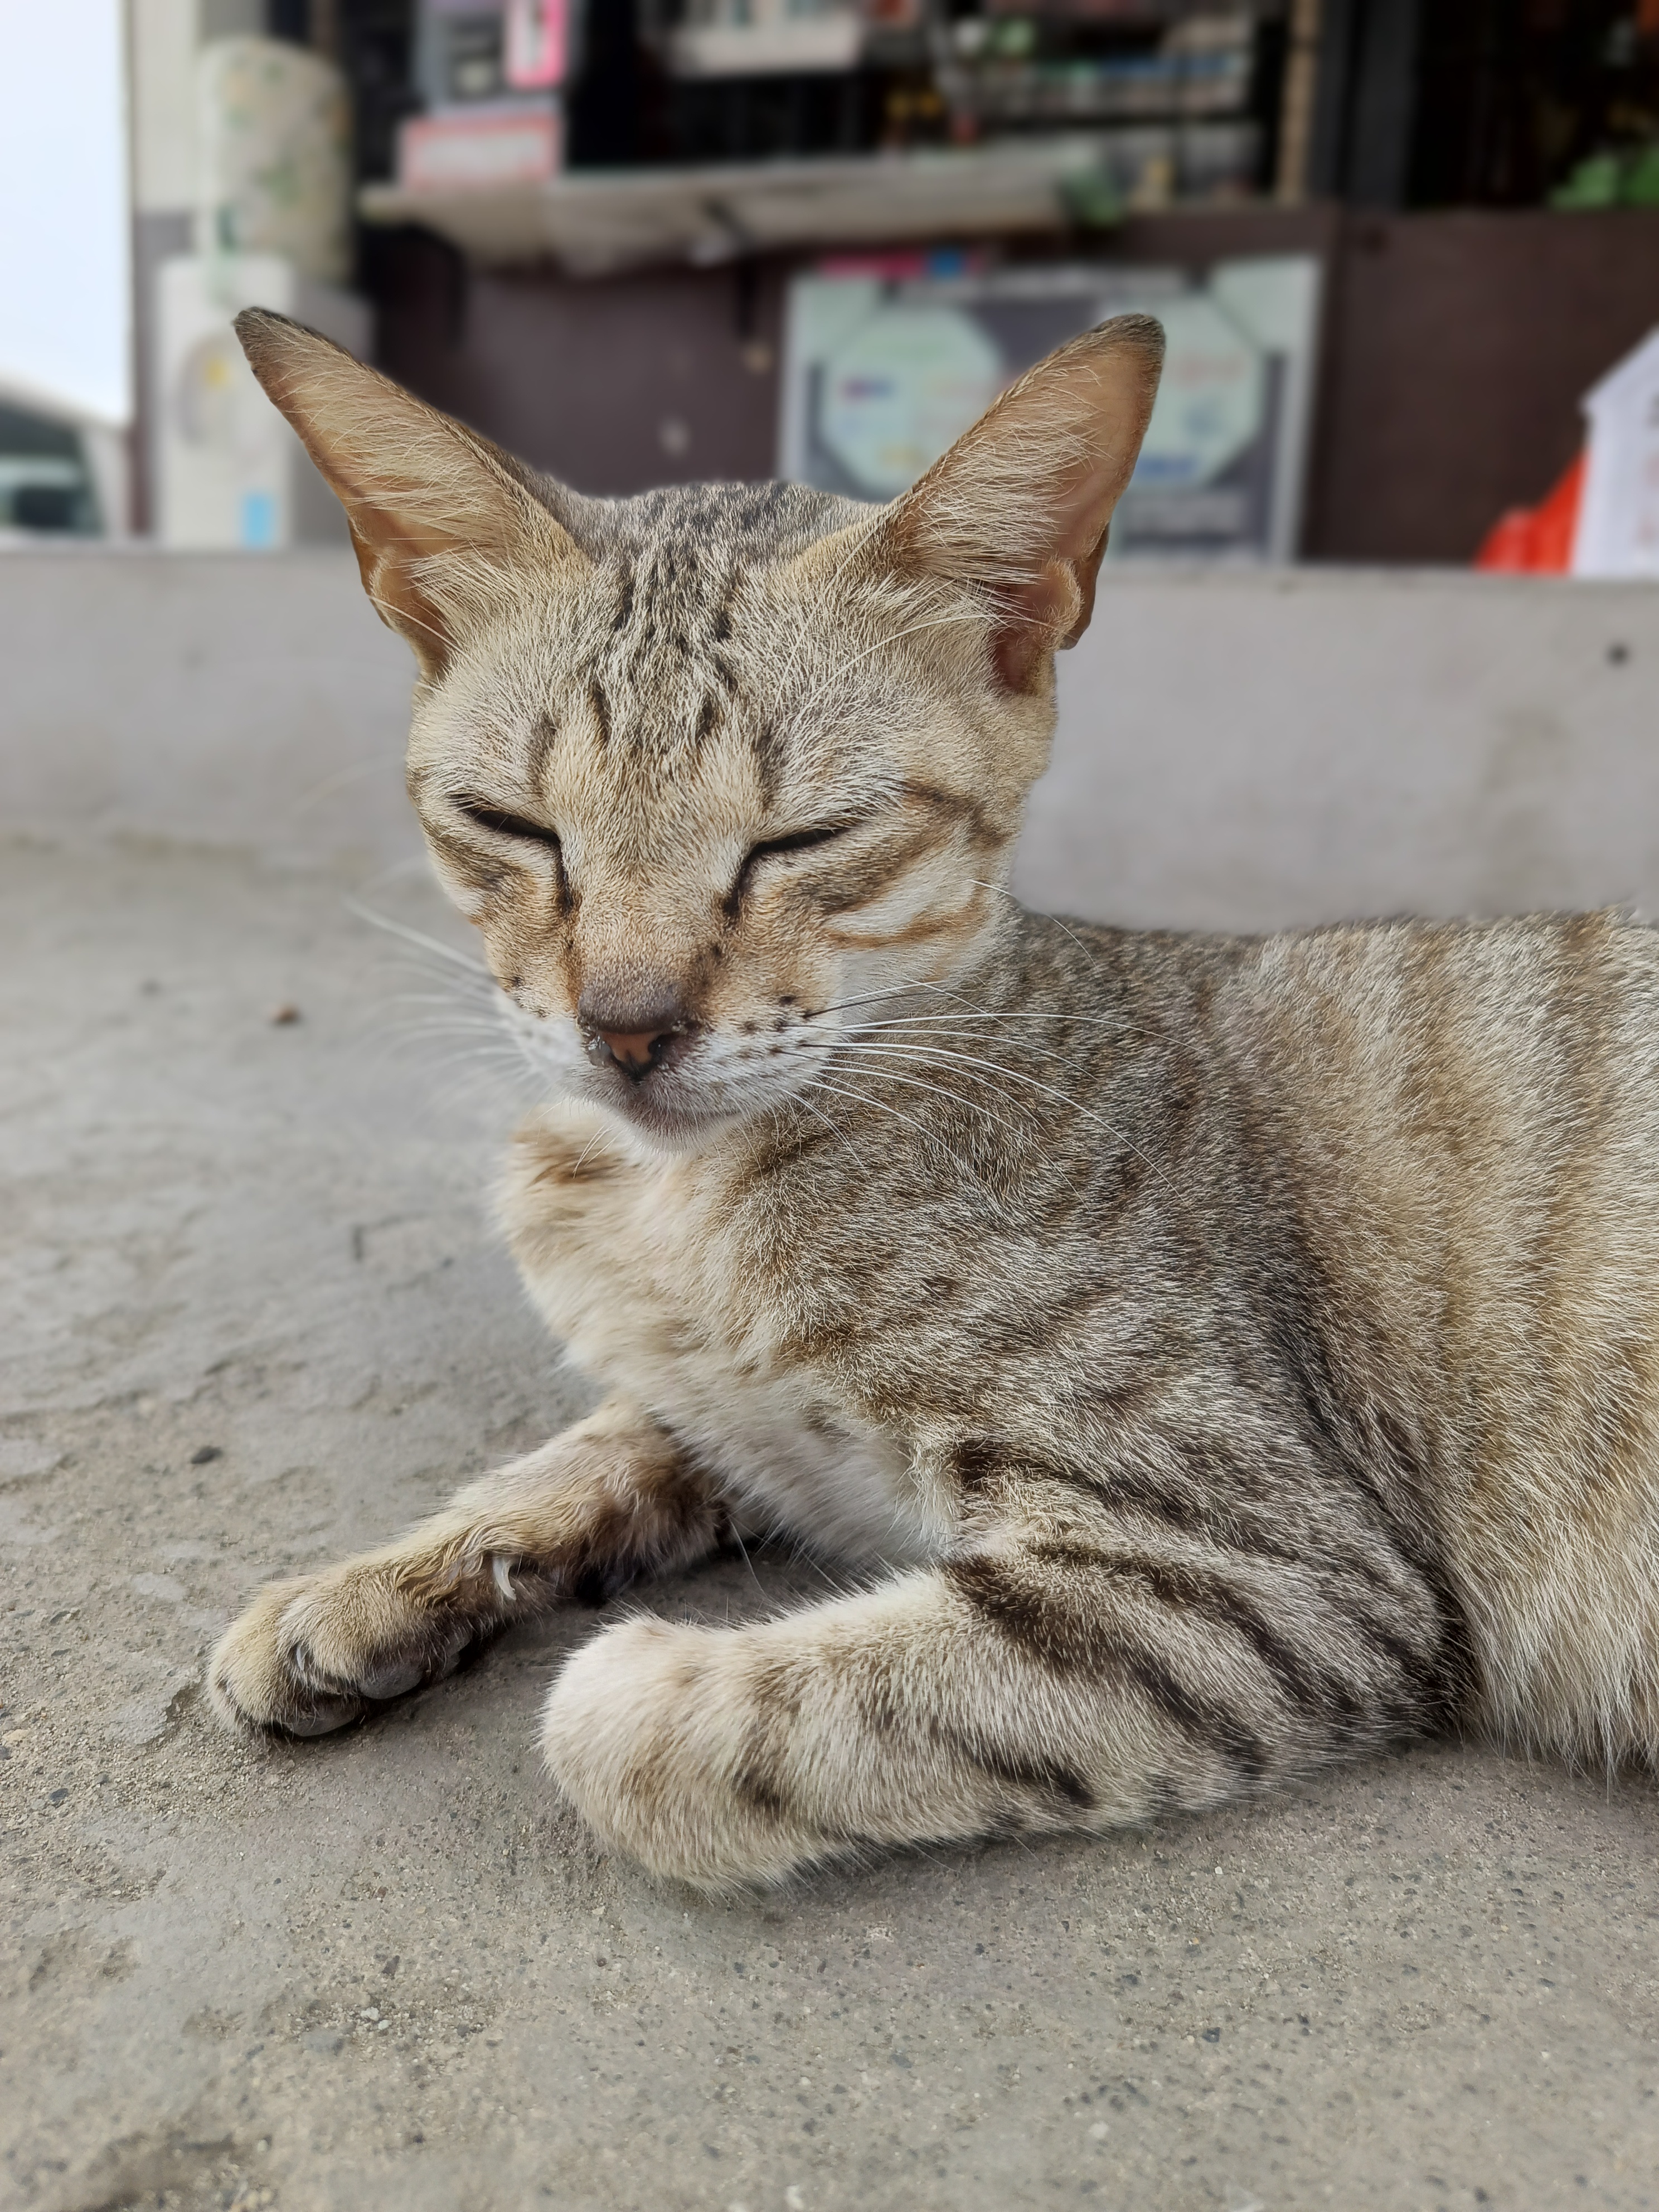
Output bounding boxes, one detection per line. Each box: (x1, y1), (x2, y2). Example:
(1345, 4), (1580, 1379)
(456, 797), (563, 852)
(729, 820), (856, 909)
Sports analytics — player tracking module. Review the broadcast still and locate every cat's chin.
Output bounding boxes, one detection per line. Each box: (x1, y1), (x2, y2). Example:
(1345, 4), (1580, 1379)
(580, 1082), (748, 1156)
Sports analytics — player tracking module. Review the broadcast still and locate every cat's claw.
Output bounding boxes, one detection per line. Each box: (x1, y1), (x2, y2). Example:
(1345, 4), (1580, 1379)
(207, 1561), (497, 1738)
(284, 1694), (365, 1738)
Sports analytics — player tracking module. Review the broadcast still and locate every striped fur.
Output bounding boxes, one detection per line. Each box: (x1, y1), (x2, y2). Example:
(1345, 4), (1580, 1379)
(210, 311), (1659, 1886)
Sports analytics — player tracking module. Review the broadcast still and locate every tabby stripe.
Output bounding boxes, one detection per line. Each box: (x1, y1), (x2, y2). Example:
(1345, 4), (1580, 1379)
(729, 1755), (788, 1819)
(707, 572), (738, 646)
(945, 1556), (1268, 1782)
(933, 1725), (1097, 1811)
(729, 1661), (803, 1818)
(588, 677), (612, 747)
(953, 1444), (1373, 1585)
(610, 564), (635, 634)
(1031, 1542), (1373, 1728)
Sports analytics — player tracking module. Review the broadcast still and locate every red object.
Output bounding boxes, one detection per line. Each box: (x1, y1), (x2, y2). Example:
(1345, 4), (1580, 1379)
(1474, 452), (1585, 572)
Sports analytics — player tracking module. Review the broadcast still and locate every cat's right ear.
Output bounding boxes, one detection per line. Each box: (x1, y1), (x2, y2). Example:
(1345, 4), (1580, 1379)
(235, 309), (586, 680)
(869, 312), (1165, 690)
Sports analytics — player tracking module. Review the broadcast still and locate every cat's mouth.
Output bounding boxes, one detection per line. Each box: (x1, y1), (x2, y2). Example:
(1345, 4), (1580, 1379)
(505, 999), (814, 1145)
(578, 1046), (751, 1147)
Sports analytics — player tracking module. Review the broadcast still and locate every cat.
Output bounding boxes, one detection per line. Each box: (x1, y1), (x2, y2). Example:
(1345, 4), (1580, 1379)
(208, 305), (1659, 1889)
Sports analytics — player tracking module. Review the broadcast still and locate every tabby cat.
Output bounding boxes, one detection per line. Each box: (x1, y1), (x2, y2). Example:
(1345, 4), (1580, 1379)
(209, 307), (1659, 1886)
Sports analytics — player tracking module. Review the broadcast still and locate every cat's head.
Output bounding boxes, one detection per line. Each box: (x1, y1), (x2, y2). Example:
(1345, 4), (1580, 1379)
(239, 307), (1161, 1149)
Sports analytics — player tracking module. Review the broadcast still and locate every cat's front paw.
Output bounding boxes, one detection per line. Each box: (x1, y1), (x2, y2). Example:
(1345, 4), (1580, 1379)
(207, 1560), (481, 1738)
(540, 1618), (826, 1887)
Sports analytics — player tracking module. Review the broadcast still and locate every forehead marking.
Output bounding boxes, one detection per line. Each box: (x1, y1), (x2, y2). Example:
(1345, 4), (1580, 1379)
(588, 677), (612, 748)
(538, 483), (869, 784)
(610, 564), (635, 634)
(527, 710), (558, 794)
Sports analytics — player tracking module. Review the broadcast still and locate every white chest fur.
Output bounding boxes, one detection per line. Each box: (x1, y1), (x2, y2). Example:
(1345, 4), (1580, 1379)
(499, 1113), (951, 1569)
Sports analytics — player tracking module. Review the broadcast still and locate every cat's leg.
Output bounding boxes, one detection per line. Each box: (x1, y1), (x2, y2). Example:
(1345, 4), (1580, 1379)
(540, 1503), (1456, 1886)
(208, 1400), (724, 1737)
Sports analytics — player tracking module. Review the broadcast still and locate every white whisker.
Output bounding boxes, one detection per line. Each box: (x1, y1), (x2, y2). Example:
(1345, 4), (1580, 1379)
(846, 1008), (1128, 1037)
(818, 1055), (1026, 1145)
(345, 896), (494, 977)
(828, 1039), (1180, 1204)
(803, 1074), (958, 1161)
(790, 1089), (871, 1173)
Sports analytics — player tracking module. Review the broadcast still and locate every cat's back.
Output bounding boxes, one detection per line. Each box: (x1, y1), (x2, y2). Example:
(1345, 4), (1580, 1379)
(1056, 901), (1659, 1209)
(1173, 906), (1659, 1756)
(1073, 904), (1659, 1435)
(1208, 905), (1659, 1265)
(1018, 905), (1659, 1760)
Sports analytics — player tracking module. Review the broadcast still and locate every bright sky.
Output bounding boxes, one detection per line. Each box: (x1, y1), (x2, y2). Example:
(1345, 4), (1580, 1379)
(0, 0), (132, 422)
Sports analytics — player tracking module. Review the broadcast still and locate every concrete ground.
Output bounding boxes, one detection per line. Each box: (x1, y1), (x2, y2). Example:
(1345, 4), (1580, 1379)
(3, 835), (1658, 2212)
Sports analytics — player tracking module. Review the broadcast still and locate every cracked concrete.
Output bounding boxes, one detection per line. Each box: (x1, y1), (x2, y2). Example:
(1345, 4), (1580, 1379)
(3, 836), (1658, 2212)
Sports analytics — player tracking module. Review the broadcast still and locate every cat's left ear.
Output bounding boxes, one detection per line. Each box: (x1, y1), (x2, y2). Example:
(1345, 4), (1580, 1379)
(235, 308), (588, 680)
(880, 312), (1164, 688)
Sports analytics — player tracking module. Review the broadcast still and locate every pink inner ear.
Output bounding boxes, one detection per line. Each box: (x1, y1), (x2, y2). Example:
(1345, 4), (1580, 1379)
(1007, 559), (1083, 635)
(1049, 443), (1139, 565)
(992, 559), (1087, 690)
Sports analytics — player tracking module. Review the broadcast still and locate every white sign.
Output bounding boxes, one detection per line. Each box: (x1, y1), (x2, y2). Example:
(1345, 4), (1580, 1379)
(1574, 327), (1659, 580)
(780, 255), (1322, 562)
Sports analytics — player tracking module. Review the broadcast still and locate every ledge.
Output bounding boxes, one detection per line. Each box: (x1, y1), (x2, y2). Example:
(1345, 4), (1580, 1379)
(357, 137), (1129, 273)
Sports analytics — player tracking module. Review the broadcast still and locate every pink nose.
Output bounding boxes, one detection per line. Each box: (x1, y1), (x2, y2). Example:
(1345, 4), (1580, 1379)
(596, 1026), (671, 1074)
(578, 983), (689, 1080)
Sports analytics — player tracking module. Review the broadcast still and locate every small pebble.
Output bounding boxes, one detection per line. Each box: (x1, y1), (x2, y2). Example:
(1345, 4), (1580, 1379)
(190, 1445), (222, 1466)
(269, 1003), (301, 1025)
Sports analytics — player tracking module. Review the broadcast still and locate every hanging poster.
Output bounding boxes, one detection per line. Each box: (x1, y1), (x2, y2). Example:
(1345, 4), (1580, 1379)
(779, 253), (1322, 562)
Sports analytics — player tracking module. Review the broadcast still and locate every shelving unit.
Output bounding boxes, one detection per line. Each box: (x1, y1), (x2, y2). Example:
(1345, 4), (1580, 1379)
(359, 132), (1133, 271)
(352, 1), (1293, 270)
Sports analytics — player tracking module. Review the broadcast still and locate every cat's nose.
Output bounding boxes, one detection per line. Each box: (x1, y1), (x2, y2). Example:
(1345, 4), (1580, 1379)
(578, 988), (689, 1080)
(596, 1026), (672, 1075)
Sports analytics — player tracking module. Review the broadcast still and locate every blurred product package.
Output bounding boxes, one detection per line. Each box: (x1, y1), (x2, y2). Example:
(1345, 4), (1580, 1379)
(938, 8), (1255, 133)
(157, 258), (369, 552)
(399, 0), (567, 190)
(668, 1), (864, 81)
(1575, 328), (1659, 579)
(195, 37), (354, 283)
(382, 3), (1267, 194)
(157, 37), (366, 550)
(1474, 327), (1659, 578)
(399, 102), (563, 190)
(780, 254), (1321, 562)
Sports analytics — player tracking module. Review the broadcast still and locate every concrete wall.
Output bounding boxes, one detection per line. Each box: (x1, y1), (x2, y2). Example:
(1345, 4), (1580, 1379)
(4, 546), (1659, 930)
(1022, 565), (1659, 927)
(1, 546), (419, 871)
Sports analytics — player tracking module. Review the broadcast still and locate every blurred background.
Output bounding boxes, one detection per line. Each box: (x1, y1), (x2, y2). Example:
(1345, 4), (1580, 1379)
(12, 27), (1659, 2212)
(4, 1), (1659, 930)
(4, 0), (1659, 569)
